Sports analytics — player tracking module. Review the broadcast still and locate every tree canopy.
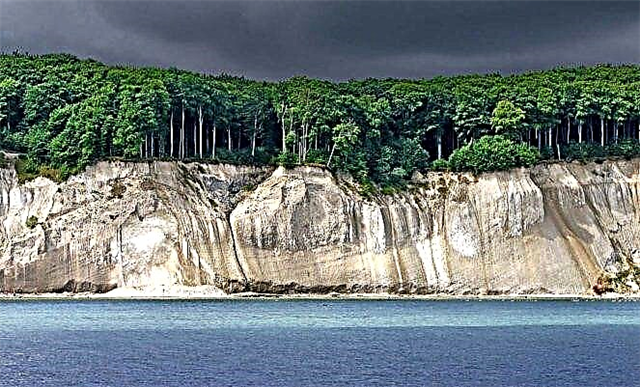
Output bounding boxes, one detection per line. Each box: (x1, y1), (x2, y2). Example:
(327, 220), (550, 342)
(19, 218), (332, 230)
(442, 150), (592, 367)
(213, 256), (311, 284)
(1, 53), (639, 186)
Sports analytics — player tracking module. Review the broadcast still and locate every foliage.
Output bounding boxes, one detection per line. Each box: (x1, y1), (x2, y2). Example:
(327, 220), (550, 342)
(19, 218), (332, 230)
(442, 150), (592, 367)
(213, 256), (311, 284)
(215, 148), (254, 165)
(14, 157), (38, 183)
(371, 138), (428, 185)
(357, 178), (378, 198)
(539, 146), (555, 160)
(560, 140), (640, 161)
(0, 53), (639, 185)
(305, 149), (329, 164)
(605, 139), (640, 159)
(561, 142), (606, 161)
(274, 152), (299, 168)
(380, 185), (400, 196)
(491, 100), (526, 139)
(25, 215), (38, 229)
(430, 158), (450, 171)
(448, 135), (540, 173)
(38, 165), (71, 183)
(109, 180), (126, 199)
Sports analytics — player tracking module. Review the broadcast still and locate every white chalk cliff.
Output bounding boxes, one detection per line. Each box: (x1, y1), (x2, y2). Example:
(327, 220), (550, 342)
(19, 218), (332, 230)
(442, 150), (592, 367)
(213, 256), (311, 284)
(1, 159), (639, 295)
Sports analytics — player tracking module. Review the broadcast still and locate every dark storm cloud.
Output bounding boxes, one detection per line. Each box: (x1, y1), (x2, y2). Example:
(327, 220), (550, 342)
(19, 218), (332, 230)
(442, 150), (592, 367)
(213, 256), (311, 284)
(0, 0), (638, 80)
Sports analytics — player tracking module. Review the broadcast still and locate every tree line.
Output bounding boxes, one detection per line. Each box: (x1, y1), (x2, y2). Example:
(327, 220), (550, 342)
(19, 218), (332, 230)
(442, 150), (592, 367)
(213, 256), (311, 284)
(1, 53), (639, 186)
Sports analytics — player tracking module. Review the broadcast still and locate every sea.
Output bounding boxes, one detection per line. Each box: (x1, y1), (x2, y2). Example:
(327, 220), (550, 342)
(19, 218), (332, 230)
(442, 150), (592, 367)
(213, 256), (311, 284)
(0, 298), (638, 387)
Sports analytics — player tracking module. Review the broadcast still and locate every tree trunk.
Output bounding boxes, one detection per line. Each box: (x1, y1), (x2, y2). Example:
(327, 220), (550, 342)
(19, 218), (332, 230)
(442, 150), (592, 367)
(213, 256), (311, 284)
(304, 123), (310, 161)
(227, 127), (231, 151)
(537, 129), (542, 149)
(292, 133), (296, 154)
(301, 123), (306, 161)
(600, 118), (605, 147)
(213, 122), (217, 159)
(305, 123), (310, 161)
(193, 122), (197, 158)
(198, 105), (203, 158)
(180, 106), (185, 159)
(624, 120), (629, 139)
(327, 143), (336, 168)
(566, 118), (571, 144)
(205, 122), (209, 156)
(251, 132), (257, 157)
(578, 122), (582, 143)
(159, 131), (165, 158)
(289, 119), (295, 154)
(436, 132), (442, 159)
(205, 123), (209, 156)
(281, 105), (287, 153)
(251, 114), (258, 157)
(151, 134), (155, 158)
(170, 110), (174, 158)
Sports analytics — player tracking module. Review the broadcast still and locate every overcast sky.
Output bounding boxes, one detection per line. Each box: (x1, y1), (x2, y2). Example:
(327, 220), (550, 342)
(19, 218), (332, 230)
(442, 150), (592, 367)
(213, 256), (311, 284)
(0, 0), (638, 80)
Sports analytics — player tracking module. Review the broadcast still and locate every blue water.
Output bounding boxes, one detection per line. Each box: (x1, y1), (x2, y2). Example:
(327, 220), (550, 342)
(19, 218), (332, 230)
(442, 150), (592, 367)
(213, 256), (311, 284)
(0, 299), (638, 387)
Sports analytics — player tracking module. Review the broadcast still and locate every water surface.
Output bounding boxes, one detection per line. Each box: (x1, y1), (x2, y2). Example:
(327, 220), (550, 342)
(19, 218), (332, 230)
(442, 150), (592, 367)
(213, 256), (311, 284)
(1, 299), (638, 386)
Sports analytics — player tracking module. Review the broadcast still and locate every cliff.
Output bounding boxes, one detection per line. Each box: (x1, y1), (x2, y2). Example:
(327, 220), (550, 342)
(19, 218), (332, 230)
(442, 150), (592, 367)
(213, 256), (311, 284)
(1, 159), (639, 295)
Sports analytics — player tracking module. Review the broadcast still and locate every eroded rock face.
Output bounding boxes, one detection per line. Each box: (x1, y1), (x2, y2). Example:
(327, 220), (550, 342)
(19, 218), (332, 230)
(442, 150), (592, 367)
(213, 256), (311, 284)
(1, 159), (640, 295)
(0, 162), (271, 293)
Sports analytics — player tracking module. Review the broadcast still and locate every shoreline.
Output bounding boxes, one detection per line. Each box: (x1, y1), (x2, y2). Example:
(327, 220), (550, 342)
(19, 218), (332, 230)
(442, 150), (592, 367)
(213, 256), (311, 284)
(1, 287), (639, 301)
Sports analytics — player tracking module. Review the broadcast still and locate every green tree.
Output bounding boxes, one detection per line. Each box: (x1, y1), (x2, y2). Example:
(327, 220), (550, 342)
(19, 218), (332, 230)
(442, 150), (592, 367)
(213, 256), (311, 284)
(491, 100), (526, 140)
(0, 78), (21, 149)
(327, 122), (360, 168)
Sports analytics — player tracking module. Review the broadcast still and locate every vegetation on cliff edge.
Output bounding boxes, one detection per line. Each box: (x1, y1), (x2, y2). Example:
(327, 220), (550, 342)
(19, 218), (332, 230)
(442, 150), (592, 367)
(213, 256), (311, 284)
(1, 53), (639, 186)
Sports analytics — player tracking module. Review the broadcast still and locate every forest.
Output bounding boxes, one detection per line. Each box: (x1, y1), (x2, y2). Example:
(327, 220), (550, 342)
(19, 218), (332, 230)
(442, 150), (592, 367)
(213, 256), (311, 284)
(1, 53), (639, 187)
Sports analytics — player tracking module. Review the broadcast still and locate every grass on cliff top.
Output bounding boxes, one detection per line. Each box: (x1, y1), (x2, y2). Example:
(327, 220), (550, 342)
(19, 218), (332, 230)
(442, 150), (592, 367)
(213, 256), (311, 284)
(13, 157), (74, 184)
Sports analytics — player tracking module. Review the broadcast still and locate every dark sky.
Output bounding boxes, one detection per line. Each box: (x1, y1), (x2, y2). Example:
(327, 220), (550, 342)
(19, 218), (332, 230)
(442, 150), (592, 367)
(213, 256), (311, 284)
(0, 0), (638, 80)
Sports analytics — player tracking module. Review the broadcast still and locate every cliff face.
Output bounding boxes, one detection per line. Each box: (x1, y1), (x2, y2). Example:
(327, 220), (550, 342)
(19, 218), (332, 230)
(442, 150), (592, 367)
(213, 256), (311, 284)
(1, 159), (639, 295)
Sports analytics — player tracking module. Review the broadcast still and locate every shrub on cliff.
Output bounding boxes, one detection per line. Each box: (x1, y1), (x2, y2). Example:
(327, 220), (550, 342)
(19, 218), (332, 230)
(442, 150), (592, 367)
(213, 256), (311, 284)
(430, 158), (450, 171)
(539, 146), (554, 161)
(561, 142), (606, 161)
(38, 165), (71, 183)
(274, 151), (299, 168)
(560, 140), (640, 161)
(14, 157), (38, 183)
(215, 148), (253, 165)
(448, 135), (539, 173)
(305, 149), (329, 164)
(605, 139), (640, 159)
(25, 215), (38, 229)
